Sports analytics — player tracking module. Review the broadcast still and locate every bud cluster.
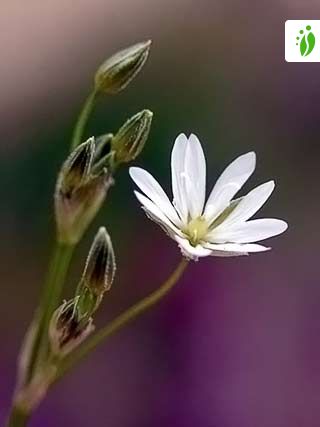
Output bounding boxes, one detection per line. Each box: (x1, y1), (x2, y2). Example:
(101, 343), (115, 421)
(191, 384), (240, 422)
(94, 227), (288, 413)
(49, 227), (116, 357)
(49, 300), (95, 358)
(55, 137), (114, 244)
(50, 40), (151, 360)
(9, 39), (155, 417)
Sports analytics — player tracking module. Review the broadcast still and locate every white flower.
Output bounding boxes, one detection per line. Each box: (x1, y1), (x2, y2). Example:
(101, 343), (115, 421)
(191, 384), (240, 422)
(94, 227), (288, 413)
(129, 133), (288, 260)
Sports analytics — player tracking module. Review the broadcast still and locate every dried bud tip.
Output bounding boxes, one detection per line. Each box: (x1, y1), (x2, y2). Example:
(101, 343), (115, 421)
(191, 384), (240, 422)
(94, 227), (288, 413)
(112, 109), (153, 164)
(95, 40), (152, 94)
(82, 227), (116, 295)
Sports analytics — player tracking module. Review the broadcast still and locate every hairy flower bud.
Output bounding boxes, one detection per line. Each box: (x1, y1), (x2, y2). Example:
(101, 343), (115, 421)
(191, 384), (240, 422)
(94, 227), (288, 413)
(55, 138), (114, 244)
(49, 300), (94, 358)
(94, 40), (151, 94)
(59, 137), (94, 193)
(83, 227), (116, 294)
(112, 110), (153, 164)
(75, 227), (116, 319)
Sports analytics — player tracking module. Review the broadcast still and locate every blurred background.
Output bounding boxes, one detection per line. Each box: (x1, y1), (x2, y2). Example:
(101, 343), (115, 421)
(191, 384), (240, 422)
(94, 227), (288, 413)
(1, 1), (320, 426)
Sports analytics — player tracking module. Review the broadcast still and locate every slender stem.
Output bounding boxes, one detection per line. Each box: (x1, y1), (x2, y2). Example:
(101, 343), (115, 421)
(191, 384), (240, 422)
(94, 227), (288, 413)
(70, 88), (99, 151)
(8, 83), (99, 427)
(27, 242), (74, 381)
(6, 406), (29, 427)
(39, 243), (75, 345)
(25, 86), (99, 377)
(56, 258), (189, 380)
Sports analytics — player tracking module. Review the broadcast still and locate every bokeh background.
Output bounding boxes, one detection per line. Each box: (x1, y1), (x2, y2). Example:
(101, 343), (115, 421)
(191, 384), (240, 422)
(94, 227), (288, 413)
(1, 1), (320, 426)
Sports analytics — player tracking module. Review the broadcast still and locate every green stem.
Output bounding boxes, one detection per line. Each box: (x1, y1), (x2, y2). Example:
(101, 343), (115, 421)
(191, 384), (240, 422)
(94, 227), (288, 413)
(6, 406), (29, 427)
(56, 258), (189, 380)
(70, 88), (98, 151)
(27, 242), (74, 381)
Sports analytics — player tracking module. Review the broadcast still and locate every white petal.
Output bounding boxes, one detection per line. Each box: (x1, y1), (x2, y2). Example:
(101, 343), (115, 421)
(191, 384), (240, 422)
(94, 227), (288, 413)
(171, 134), (189, 223)
(134, 191), (183, 238)
(174, 235), (212, 260)
(184, 134), (206, 218)
(216, 180), (275, 228)
(204, 242), (270, 256)
(204, 152), (256, 223)
(209, 218), (288, 243)
(129, 167), (181, 226)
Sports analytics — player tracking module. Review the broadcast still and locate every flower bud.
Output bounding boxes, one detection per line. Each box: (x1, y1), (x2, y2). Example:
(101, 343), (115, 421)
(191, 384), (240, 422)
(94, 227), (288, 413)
(49, 300), (94, 358)
(55, 138), (114, 244)
(59, 137), (95, 195)
(82, 227), (116, 294)
(94, 40), (151, 94)
(112, 110), (153, 164)
(73, 227), (116, 320)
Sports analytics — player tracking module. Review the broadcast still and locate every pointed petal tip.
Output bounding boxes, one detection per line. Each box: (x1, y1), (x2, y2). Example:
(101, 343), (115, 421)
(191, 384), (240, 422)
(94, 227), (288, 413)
(255, 179), (275, 192)
(133, 190), (152, 208)
(266, 179), (276, 190)
(247, 244), (271, 253)
(133, 189), (144, 201)
(239, 151), (256, 166)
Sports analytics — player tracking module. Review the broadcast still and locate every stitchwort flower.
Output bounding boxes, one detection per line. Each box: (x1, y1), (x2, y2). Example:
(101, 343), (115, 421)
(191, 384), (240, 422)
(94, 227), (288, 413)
(129, 134), (287, 260)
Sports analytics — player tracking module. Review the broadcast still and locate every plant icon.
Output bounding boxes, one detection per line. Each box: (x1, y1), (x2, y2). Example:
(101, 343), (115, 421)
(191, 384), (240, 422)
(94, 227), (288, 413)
(296, 25), (316, 57)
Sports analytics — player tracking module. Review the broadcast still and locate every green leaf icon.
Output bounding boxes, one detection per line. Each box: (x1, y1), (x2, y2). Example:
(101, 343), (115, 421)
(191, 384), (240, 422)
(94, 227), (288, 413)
(300, 31), (316, 57)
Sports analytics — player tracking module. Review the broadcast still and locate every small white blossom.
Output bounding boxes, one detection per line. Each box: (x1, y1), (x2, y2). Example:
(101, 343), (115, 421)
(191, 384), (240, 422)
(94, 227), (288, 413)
(129, 134), (288, 260)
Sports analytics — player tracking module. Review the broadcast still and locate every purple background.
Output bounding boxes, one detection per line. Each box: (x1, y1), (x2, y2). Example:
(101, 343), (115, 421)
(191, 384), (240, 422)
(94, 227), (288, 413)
(1, 1), (320, 426)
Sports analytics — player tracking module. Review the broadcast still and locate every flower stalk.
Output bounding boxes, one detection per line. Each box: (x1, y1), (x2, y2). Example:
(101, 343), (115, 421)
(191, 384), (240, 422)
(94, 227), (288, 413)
(70, 88), (98, 151)
(6, 406), (29, 427)
(56, 258), (188, 380)
(24, 242), (75, 383)
(7, 39), (154, 427)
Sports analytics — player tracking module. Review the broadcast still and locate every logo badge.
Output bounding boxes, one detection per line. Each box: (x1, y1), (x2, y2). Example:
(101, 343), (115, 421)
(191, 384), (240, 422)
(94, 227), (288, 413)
(285, 20), (320, 62)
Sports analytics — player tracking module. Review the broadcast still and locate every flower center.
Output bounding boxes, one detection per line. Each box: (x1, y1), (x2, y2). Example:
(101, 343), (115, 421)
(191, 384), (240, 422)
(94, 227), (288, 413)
(184, 216), (209, 246)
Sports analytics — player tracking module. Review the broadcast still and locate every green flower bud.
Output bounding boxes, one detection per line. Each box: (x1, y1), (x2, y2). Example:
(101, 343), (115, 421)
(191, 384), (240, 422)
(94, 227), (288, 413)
(82, 227), (116, 294)
(49, 300), (95, 358)
(112, 110), (153, 164)
(59, 137), (95, 195)
(76, 227), (116, 318)
(95, 40), (151, 94)
(55, 138), (114, 244)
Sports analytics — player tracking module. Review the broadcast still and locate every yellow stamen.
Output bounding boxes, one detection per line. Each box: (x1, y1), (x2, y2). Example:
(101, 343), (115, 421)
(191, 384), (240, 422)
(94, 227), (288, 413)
(184, 217), (209, 246)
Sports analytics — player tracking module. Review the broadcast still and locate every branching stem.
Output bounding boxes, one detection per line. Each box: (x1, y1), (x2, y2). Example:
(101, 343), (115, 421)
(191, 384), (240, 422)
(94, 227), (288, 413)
(56, 258), (189, 380)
